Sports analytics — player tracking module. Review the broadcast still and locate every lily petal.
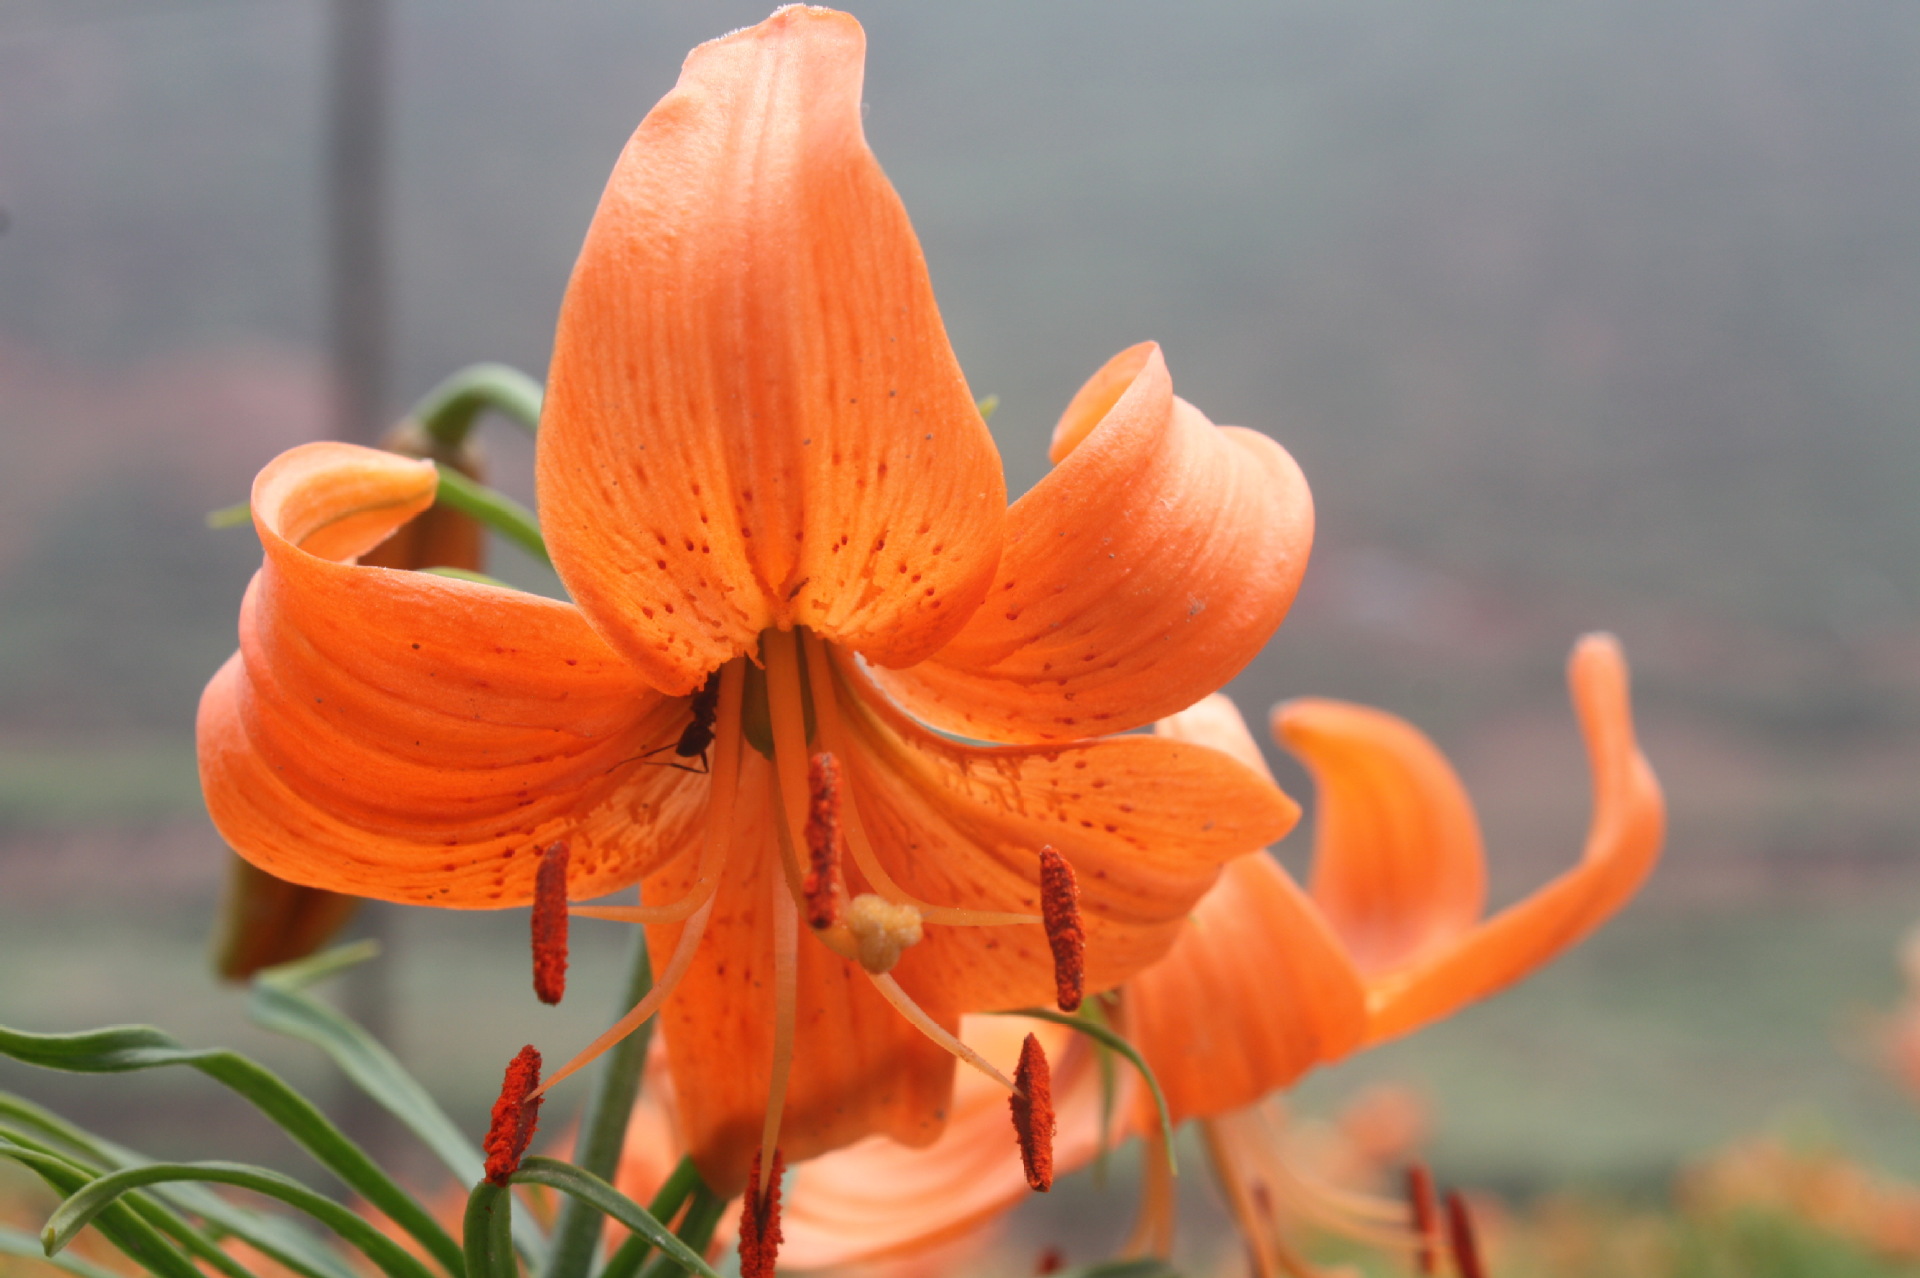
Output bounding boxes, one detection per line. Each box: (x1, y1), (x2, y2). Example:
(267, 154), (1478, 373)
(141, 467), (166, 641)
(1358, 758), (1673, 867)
(1272, 700), (1487, 976)
(538, 7), (1005, 695)
(835, 661), (1301, 1012)
(199, 442), (701, 906)
(1126, 696), (1367, 1123)
(1359, 634), (1666, 1043)
(781, 1017), (1112, 1268)
(647, 750), (956, 1196)
(875, 343), (1312, 743)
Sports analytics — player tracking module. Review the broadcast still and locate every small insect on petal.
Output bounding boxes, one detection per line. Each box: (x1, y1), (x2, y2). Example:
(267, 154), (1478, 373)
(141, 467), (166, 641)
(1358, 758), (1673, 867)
(1444, 1190), (1487, 1278)
(804, 753), (843, 930)
(739, 1147), (785, 1278)
(483, 1045), (543, 1185)
(1407, 1163), (1441, 1276)
(531, 841), (570, 1005)
(1038, 846), (1085, 1012)
(1009, 1032), (1056, 1192)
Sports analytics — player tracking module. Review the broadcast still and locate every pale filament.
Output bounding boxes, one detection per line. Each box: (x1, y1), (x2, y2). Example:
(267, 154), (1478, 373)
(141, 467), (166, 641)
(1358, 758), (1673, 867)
(536, 660), (748, 1095)
(759, 874), (800, 1186)
(799, 630), (1037, 929)
(764, 630), (1019, 1098)
(1217, 1108), (1416, 1244)
(1124, 1123), (1177, 1260)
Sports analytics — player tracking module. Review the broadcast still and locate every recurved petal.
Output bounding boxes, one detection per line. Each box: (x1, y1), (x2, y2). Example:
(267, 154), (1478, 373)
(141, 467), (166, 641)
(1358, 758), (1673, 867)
(1273, 699), (1488, 977)
(874, 343), (1312, 744)
(1362, 634), (1666, 1044)
(832, 658), (1300, 1014)
(199, 442), (703, 907)
(1125, 853), (1368, 1125)
(647, 750), (956, 1196)
(780, 1017), (1113, 1268)
(538, 7), (1005, 695)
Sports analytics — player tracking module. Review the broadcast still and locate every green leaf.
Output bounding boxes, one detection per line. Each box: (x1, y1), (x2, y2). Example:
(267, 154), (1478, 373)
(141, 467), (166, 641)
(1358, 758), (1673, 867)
(542, 931), (654, 1278)
(0, 1224), (126, 1278)
(976, 393), (1000, 422)
(0, 1020), (464, 1278)
(433, 466), (549, 566)
(412, 363), (543, 445)
(597, 1157), (698, 1278)
(509, 1159), (718, 1278)
(1055, 1260), (1186, 1278)
(1001, 1007), (1179, 1176)
(0, 1094), (359, 1278)
(205, 502), (252, 530)
(246, 946), (549, 1267)
(45, 1163), (438, 1278)
(632, 1183), (721, 1278)
(462, 1183), (518, 1278)
(0, 1138), (203, 1278)
(422, 566), (516, 587)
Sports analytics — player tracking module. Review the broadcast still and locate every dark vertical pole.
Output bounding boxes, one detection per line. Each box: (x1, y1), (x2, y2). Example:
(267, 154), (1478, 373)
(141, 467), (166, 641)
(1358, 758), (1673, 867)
(327, 0), (400, 1163)
(328, 0), (389, 444)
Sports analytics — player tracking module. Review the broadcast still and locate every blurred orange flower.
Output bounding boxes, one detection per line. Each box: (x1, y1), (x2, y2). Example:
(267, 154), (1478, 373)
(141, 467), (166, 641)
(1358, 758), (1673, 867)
(196, 6), (1309, 1193)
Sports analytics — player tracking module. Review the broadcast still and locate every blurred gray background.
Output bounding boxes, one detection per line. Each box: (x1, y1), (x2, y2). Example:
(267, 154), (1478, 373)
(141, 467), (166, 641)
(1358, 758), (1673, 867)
(4, 0), (1920, 1230)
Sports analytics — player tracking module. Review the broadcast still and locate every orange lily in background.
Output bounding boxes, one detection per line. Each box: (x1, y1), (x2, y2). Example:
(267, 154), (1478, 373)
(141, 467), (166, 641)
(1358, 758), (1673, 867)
(1122, 633), (1665, 1274)
(196, 6), (1309, 1194)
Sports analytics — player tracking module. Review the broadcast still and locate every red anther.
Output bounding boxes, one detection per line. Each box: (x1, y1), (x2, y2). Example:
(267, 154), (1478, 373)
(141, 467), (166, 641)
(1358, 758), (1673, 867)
(1035, 1247), (1066, 1275)
(1038, 846), (1085, 1012)
(1009, 1032), (1056, 1192)
(1406, 1163), (1440, 1276)
(482, 1045), (543, 1185)
(531, 841), (570, 1005)
(803, 753), (843, 930)
(738, 1147), (786, 1278)
(1444, 1190), (1486, 1278)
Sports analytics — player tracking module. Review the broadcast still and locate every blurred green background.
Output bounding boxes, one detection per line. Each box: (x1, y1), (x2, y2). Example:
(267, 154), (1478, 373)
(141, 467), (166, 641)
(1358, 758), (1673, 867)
(4, 0), (1920, 1247)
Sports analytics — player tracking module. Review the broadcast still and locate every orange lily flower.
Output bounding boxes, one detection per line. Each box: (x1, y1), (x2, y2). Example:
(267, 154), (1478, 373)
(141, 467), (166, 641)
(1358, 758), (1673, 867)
(196, 6), (1307, 1193)
(592, 637), (1658, 1275)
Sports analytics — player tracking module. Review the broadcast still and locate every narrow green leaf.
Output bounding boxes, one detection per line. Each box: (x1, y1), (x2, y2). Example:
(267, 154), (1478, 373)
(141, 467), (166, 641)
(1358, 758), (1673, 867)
(632, 1183), (721, 1278)
(45, 1162), (439, 1278)
(433, 466), (548, 566)
(462, 1183), (518, 1278)
(0, 1094), (359, 1278)
(0, 1139), (203, 1278)
(542, 930), (654, 1278)
(0, 1020), (464, 1278)
(976, 393), (1000, 422)
(509, 1159), (718, 1278)
(412, 363), (543, 445)
(0, 1224), (125, 1278)
(422, 566), (516, 587)
(206, 502), (253, 530)
(248, 947), (548, 1267)
(597, 1157), (699, 1278)
(1055, 1259), (1185, 1278)
(1001, 1007), (1179, 1175)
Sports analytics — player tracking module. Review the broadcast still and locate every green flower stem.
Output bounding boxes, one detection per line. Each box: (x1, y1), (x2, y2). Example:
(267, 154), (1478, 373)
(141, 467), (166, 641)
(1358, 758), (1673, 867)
(462, 1183), (518, 1278)
(433, 466), (549, 567)
(542, 930), (655, 1278)
(597, 1157), (699, 1278)
(412, 364), (543, 447)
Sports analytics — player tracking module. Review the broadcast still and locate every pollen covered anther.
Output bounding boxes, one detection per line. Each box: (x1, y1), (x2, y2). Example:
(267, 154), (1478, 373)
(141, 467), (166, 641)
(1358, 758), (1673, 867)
(531, 841), (570, 1005)
(739, 1147), (786, 1278)
(803, 752), (843, 930)
(1406, 1163), (1441, 1276)
(1444, 1191), (1486, 1278)
(482, 1045), (543, 1186)
(1009, 1032), (1056, 1192)
(1038, 846), (1085, 1012)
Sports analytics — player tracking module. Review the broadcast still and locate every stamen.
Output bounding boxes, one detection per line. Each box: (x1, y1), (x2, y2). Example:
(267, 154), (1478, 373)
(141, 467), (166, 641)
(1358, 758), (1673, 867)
(867, 971), (1017, 1092)
(1010, 1032), (1056, 1192)
(738, 1148), (785, 1278)
(759, 878), (799, 1188)
(1443, 1192), (1485, 1278)
(531, 841), (570, 1005)
(843, 893), (923, 974)
(1407, 1164), (1440, 1276)
(538, 662), (747, 1095)
(1035, 1248), (1066, 1275)
(1124, 1123), (1177, 1259)
(797, 631), (1037, 928)
(1038, 846), (1086, 1012)
(483, 1045), (543, 1185)
(803, 752), (844, 929)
